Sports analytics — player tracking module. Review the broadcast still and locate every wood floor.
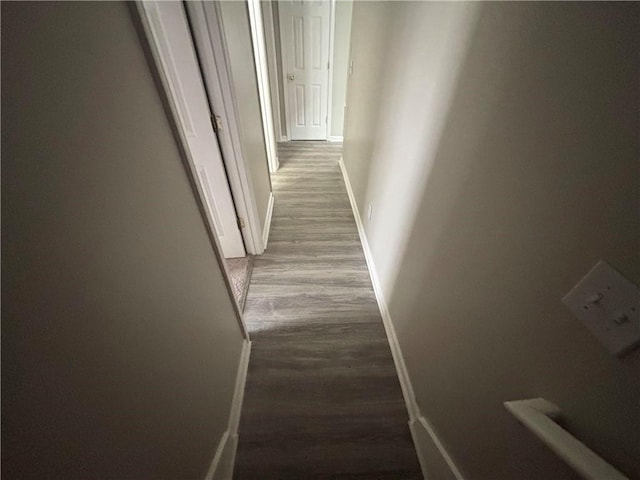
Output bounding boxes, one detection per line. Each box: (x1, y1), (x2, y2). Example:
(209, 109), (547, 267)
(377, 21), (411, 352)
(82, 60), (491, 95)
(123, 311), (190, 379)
(234, 142), (422, 479)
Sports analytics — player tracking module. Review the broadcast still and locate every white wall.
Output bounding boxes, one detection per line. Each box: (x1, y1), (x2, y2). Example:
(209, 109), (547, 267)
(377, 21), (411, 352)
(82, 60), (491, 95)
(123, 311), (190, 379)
(340, 0), (393, 214)
(218, 1), (272, 227)
(343, 2), (640, 479)
(345, 1), (477, 297)
(266, 0), (287, 140)
(2, 3), (245, 478)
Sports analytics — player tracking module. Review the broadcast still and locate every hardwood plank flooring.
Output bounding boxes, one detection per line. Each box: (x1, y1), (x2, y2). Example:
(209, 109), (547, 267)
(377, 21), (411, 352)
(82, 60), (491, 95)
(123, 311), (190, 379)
(234, 141), (422, 479)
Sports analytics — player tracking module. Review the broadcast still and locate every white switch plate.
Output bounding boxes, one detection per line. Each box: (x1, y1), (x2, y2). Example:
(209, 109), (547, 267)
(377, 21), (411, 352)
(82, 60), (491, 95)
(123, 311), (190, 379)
(563, 261), (639, 356)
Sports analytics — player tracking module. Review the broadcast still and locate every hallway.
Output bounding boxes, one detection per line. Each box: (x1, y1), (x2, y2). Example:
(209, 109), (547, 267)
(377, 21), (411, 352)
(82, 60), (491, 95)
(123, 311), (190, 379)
(234, 142), (422, 478)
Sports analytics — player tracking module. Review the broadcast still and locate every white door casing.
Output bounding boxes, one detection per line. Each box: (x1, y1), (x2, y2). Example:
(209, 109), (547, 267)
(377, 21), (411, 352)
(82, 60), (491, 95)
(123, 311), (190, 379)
(142, 1), (246, 258)
(261, 1), (284, 143)
(247, 0), (279, 173)
(186, 1), (266, 256)
(279, 0), (331, 140)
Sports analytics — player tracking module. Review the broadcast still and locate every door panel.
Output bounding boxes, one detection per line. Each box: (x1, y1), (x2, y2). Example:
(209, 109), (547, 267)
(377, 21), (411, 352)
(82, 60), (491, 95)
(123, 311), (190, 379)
(143, 1), (246, 258)
(280, 0), (330, 140)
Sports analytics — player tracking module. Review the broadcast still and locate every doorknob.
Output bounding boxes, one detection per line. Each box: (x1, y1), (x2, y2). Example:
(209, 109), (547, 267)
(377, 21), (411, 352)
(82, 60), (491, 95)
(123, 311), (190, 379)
(288, 73), (295, 81)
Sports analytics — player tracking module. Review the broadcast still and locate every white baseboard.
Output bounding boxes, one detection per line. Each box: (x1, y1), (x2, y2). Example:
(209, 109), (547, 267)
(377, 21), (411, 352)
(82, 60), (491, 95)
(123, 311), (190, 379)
(338, 158), (418, 415)
(205, 431), (229, 480)
(328, 135), (343, 142)
(279, 135), (289, 142)
(205, 339), (252, 480)
(211, 433), (238, 480)
(229, 339), (252, 434)
(262, 192), (275, 250)
(269, 155), (280, 174)
(410, 416), (465, 480)
(338, 158), (463, 480)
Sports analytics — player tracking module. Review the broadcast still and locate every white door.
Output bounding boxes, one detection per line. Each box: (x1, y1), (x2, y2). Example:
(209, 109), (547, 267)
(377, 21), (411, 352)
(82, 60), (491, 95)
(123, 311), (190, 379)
(279, 0), (331, 140)
(142, 1), (246, 258)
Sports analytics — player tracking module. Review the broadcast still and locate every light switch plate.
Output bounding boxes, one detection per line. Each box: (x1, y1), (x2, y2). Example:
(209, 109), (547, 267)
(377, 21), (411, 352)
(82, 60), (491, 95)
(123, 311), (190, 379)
(563, 261), (639, 356)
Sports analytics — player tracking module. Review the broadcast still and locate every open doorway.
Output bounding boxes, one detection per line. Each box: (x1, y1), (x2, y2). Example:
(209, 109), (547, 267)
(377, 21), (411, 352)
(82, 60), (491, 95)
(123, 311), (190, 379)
(138, 0), (353, 313)
(139, 1), (269, 312)
(259, 0), (353, 146)
(141, 1), (246, 259)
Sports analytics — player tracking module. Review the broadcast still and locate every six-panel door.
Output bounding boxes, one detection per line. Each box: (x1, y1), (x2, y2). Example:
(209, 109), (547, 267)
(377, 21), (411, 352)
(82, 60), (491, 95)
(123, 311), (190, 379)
(279, 0), (331, 140)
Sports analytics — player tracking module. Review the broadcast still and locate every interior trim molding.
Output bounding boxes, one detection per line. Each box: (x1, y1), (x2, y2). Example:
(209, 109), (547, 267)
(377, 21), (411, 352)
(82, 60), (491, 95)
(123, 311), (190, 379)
(205, 339), (252, 480)
(204, 431), (230, 480)
(339, 157), (464, 480)
(186, 1), (265, 257)
(247, 0), (279, 174)
(328, 135), (343, 143)
(338, 158), (418, 415)
(326, 0), (336, 142)
(261, 0), (284, 145)
(262, 192), (275, 249)
(410, 416), (466, 480)
(133, 1), (250, 340)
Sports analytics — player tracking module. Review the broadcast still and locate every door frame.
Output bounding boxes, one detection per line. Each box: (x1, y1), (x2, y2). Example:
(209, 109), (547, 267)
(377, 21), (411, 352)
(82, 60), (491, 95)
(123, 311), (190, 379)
(133, 1), (250, 339)
(246, 0), (279, 174)
(186, 1), (266, 256)
(326, 0), (336, 142)
(276, 0), (336, 142)
(261, 1), (286, 143)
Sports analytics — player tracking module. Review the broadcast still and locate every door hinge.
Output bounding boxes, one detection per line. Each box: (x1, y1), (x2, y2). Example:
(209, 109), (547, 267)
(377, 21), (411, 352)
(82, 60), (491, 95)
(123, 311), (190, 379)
(237, 217), (246, 229)
(211, 114), (223, 133)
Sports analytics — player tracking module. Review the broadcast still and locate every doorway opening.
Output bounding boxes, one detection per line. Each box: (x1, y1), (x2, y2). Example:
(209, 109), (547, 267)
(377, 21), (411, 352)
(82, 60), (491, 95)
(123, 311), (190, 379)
(254, 0), (353, 160)
(139, 1), (268, 317)
(137, 0), (353, 312)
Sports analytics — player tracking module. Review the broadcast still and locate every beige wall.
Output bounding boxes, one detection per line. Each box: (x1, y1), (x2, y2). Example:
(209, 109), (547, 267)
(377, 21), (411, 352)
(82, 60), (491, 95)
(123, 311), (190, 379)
(342, 1), (395, 217)
(2, 3), (245, 479)
(344, 2), (640, 479)
(219, 1), (272, 228)
(345, 1), (477, 297)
